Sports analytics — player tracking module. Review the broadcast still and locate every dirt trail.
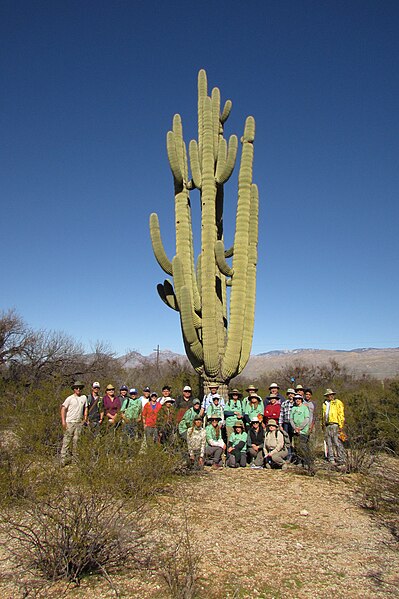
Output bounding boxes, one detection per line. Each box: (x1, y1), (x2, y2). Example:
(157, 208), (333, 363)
(1, 465), (398, 598)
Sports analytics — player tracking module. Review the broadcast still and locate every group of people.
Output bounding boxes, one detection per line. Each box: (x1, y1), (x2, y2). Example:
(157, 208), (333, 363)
(60, 380), (346, 470)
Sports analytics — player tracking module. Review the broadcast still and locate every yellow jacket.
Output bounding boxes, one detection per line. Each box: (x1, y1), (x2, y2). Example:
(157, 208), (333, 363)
(322, 398), (345, 429)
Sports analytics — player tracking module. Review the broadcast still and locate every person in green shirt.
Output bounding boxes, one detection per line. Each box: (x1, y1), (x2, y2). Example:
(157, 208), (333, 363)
(205, 416), (226, 468)
(290, 394), (312, 471)
(226, 421), (248, 468)
(244, 394), (264, 429)
(224, 389), (244, 440)
(178, 399), (202, 440)
(205, 394), (224, 426)
(121, 388), (142, 439)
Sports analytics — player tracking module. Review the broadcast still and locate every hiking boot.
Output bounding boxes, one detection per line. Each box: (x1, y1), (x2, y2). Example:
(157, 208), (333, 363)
(265, 463), (271, 469)
(281, 463), (288, 470)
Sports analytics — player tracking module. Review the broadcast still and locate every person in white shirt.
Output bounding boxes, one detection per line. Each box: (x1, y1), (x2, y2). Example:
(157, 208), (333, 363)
(60, 381), (87, 466)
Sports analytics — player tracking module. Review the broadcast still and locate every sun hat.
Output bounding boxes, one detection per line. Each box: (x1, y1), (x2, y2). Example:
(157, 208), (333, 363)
(251, 417), (260, 423)
(192, 398), (201, 405)
(193, 414), (202, 422)
(209, 415), (221, 421)
(286, 388), (295, 394)
(294, 394), (303, 400)
(324, 388), (336, 396)
(233, 420), (244, 428)
(250, 394), (261, 402)
(105, 384), (115, 391)
(295, 384), (304, 391)
(267, 419), (278, 427)
(246, 384), (258, 392)
(183, 385), (192, 391)
(228, 388), (242, 398)
(269, 383), (279, 389)
(164, 397), (175, 404)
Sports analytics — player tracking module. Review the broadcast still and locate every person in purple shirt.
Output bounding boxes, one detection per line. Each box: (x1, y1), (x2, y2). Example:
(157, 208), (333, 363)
(103, 384), (122, 426)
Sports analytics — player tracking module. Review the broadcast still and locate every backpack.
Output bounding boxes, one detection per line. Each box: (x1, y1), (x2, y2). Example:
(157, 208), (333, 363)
(276, 429), (290, 450)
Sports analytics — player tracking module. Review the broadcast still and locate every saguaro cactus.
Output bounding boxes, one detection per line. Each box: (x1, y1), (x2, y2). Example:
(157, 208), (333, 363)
(150, 70), (258, 389)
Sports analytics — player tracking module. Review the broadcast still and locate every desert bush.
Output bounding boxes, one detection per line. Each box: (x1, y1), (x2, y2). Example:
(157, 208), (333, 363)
(155, 510), (202, 599)
(71, 428), (185, 502)
(0, 489), (146, 585)
(357, 462), (399, 541)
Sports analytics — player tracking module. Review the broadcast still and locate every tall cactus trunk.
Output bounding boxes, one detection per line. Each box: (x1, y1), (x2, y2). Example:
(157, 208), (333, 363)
(150, 70), (259, 389)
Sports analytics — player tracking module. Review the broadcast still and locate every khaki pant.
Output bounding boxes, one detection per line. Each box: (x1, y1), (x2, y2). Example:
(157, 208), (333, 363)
(61, 421), (83, 465)
(324, 424), (345, 464)
(248, 447), (264, 466)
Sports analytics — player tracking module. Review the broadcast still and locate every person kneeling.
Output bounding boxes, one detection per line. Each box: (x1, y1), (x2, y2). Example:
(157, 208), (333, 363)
(264, 419), (288, 469)
(227, 421), (247, 468)
(187, 415), (206, 470)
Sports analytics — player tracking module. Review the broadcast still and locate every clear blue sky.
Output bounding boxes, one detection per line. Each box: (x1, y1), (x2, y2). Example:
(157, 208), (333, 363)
(2, 0), (398, 357)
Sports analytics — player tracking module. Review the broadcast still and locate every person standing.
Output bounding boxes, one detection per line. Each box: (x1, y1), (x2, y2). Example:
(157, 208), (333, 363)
(201, 383), (225, 414)
(103, 384), (122, 426)
(279, 389), (296, 461)
(139, 386), (151, 409)
(224, 389), (244, 440)
(121, 388), (142, 439)
(290, 394), (312, 470)
(60, 381), (87, 466)
(142, 391), (162, 443)
(322, 389), (345, 465)
(84, 382), (103, 433)
(175, 385), (194, 423)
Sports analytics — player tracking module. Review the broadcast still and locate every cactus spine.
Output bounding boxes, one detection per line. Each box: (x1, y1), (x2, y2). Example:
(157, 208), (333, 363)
(150, 70), (258, 387)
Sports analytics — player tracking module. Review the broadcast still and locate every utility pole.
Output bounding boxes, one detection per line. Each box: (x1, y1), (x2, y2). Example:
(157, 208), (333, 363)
(153, 344), (160, 372)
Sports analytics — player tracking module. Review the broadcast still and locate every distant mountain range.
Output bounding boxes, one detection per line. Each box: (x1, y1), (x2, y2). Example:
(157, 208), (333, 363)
(121, 347), (399, 380)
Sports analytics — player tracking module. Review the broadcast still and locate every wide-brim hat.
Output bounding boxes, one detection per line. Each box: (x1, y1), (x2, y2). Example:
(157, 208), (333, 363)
(324, 388), (336, 396)
(228, 388), (242, 398)
(72, 381), (84, 389)
(249, 394), (261, 402)
(269, 383), (279, 389)
(295, 384), (304, 391)
(267, 419), (278, 427)
(286, 388), (295, 394)
(246, 384), (258, 392)
(105, 384), (115, 391)
(233, 420), (244, 428)
(164, 398), (175, 404)
(251, 417), (261, 423)
(193, 414), (203, 421)
(209, 415), (222, 421)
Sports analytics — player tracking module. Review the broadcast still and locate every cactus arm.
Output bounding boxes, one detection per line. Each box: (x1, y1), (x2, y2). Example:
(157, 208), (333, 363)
(215, 240), (233, 277)
(180, 285), (203, 362)
(157, 282), (178, 311)
(215, 138), (227, 183)
(211, 87), (221, 160)
(173, 114), (188, 184)
(189, 140), (202, 190)
(166, 131), (183, 185)
(238, 183), (258, 373)
(221, 116), (255, 380)
(224, 245), (234, 258)
(220, 99), (232, 124)
(149, 213), (173, 275)
(197, 69), (207, 162)
(216, 135), (238, 184)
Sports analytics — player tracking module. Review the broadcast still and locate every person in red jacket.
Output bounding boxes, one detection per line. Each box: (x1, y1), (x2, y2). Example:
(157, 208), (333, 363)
(264, 394), (281, 425)
(142, 392), (162, 443)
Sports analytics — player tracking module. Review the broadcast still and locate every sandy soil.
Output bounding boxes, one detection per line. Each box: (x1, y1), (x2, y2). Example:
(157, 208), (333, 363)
(0, 462), (398, 598)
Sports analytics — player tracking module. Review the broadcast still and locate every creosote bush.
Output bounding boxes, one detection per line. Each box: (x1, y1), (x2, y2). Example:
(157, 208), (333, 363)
(1, 489), (146, 584)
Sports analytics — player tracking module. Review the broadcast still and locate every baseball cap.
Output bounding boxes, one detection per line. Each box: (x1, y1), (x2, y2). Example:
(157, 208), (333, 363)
(183, 385), (192, 391)
(129, 388), (138, 394)
(92, 382), (100, 388)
